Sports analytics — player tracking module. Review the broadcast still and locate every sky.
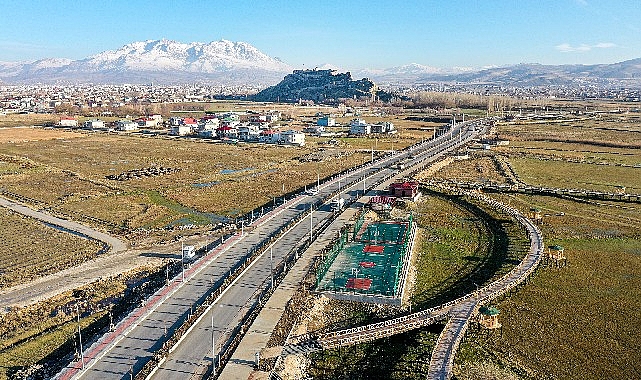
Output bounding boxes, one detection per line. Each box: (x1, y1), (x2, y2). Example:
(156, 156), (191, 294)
(0, 0), (640, 71)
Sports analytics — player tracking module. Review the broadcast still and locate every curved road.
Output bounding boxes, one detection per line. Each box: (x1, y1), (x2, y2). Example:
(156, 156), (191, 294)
(0, 196), (128, 310)
(284, 184), (544, 380)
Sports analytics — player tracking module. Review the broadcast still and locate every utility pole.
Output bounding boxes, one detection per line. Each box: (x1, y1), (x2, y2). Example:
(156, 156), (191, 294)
(270, 247), (274, 288)
(76, 304), (85, 369)
(317, 172), (320, 190)
(211, 311), (216, 377)
(309, 206), (313, 242)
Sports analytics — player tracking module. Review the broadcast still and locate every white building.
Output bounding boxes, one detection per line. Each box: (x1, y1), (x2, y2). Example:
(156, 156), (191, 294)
(349, 118), (370, 135)
(317, 116), (335, 127)
(116, 120), (138, 131)
(371, 121), (396, 134)
(280, 130), (305, 146)
(59, 116), (78, 127)
(238, 124), (260, 141)
(171, 125), (191, 136)
(259, 129), (280, 144)
(83, 119), (104, 129)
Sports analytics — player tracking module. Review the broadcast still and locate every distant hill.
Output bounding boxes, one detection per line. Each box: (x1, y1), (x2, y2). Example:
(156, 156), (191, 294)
(253, 69), (395, 103)
(0, 39), (292, 85)
(359, 59), (641, 88)
(0, 39), (639, 88)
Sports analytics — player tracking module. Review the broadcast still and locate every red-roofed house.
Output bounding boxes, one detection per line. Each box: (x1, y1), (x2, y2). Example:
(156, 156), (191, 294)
(217, 125), (238, 139)
(59, 116), (78, 127)
(259, 129), (280, 144)
(389, 180), (419, 200)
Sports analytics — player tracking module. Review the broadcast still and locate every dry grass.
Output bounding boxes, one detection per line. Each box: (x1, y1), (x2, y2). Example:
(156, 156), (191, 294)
(0, 265), (160, 380)
(0, 114), (59, 129)
(0, 208), (103, 289)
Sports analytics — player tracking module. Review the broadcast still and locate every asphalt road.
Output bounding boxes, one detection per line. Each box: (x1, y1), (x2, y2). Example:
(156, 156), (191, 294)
(58, 119), (488, 380)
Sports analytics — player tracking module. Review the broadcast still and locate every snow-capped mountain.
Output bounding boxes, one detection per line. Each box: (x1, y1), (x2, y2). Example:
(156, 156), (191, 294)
(0, 39), (292, 85)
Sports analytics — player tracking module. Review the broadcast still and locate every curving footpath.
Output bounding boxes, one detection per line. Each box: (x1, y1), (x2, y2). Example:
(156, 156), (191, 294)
(0, 196), (127, 253)
(284, 185), (543, 380)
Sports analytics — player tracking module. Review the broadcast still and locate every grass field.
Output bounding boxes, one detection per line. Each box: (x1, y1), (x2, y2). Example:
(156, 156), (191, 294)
(307, 192), (527, 379)
(0, 265), (161, 380)
(449, 115), (641, 379)
(306, 111), (641, 379)
(0, 208), (103, 289)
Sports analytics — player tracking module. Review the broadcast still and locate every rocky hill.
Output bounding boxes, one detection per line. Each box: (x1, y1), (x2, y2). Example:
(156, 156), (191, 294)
(253, 69), (392, 103)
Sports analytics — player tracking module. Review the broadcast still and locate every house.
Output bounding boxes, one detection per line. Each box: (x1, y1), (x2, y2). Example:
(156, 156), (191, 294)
(198, 129), (216, 138)
(371, 122), (396, 134)
(116, 120), (138, 131)
(199, 118), (220, 132)
(349, 118), (370, 135)
(171, 125), (192, 136)
(182, 117), (199, 132)
(83, 119), (104, 129)
(259, 129), (280, 144)
(303, 125), (325, 135)
(238, 124), (260, 141)
(169, 117), (183, 126)
(389, 180), (420, 200)
(136, 117), (158, 128)
(150, 114), (163, 124)
(249, 114), (267, 123)
(217, 125), (238, 139)
(280, 130), (305, 146)
(265, 111), (280, 123)
(317, 116), (336, 127)
(59, 116), (78, 127)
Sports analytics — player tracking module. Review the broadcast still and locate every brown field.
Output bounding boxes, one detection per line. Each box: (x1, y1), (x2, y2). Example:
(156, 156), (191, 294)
(306, 110), (641, 379)
(0, 127), (84, 143)
(0, 208), (103, 289)
(0, 114), (59, 129)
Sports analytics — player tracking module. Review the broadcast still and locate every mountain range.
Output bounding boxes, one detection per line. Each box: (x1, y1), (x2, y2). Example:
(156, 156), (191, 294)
(1, 39), (640, 88)
(0, 39), (292, 85)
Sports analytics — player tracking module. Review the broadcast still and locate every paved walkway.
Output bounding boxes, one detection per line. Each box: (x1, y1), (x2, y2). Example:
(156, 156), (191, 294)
(219, 200), (364, 380)
(0, 196), (130, 311)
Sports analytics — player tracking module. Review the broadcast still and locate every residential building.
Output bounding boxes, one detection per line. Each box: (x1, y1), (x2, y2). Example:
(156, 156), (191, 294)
(280, 130), (305, 146)
(349, 118), (370, 135)
(116, 120), (138, 131)
(259, 129), (280, 144)
(59, 116), (78, 127)
(317, 116), (335, 127)
(217, 125), (238, 139)
(238, 124), (260, 141)
(83, 119), (104, 129)
(171, 125), (191, 136)
(371, 121), (396, 134)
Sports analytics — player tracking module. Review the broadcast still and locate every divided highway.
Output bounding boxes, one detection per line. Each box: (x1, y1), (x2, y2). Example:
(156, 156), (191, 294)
(57, 118), (488, 380)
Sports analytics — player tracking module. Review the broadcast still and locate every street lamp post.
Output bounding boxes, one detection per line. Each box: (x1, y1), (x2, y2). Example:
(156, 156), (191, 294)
(211, 311), (216, 377)
(76, 304), (85, 369)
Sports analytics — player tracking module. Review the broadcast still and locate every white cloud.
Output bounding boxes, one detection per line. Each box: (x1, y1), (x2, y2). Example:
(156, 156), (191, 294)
(593, 42), (616, 48)
(555, 42), (617, 53)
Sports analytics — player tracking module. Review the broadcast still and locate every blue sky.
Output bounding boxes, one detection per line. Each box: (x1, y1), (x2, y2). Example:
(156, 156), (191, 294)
(0, 0), (639, 70)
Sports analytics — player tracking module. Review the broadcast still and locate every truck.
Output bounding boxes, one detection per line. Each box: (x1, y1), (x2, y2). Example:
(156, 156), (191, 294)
(331, 197), (345, 212)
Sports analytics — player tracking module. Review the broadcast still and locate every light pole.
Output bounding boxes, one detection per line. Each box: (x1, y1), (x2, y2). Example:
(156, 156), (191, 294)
(211, 310), (216, 377)
(270, 247), (274, 288)
(181, 242), (185, 280)
(309, 206), (313, 242)
(76, 304), (85, 369)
